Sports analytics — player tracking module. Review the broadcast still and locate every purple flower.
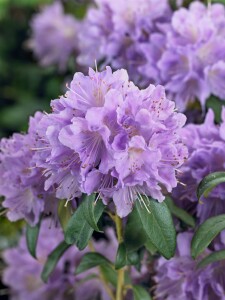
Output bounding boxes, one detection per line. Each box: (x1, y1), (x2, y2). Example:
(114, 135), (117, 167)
(36, 66), (187, 218)
(172, 108), (225, 223)
(154, 231), (225, 300)
(0, 112), (56, 225)
(2, 219), (114, 300)
(29, 2), (79, 70)
(77, 0), (171, 85)
(33, 108), (82, 202)
(151, 2), (225, 111)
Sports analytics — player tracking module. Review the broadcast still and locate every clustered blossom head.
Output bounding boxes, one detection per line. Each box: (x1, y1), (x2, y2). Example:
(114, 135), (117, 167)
(35, 66), (187, 217)
(77, 0), (171, 85)
(0, 112), (56, 225)
(172, 108), (225, 223)
(143, 1), (225, 111)
(29, 2), (79, 70)
(154, 232), (225, 300)
(2, 219), (115, 300)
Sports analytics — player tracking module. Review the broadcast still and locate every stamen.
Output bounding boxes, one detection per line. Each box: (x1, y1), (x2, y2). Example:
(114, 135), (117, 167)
(64, 199), (70, 207)
(177, 180), (187, 187)
(66, 83), (89, 104)
(137, 191), (151, 213)
(94, 193), (101, 205)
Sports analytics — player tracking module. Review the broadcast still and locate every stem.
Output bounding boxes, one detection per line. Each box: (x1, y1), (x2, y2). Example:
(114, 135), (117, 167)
(88, 241), (115, 300)
(99, 271), (116, 300)
(115, 215), (125, 300)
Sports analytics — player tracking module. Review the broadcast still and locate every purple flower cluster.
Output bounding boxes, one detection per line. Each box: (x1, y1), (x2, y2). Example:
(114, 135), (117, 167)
(172, 109), (225, 223)
(77, 0), (171, 84)
(2, 219), (114, 300)
(154, 232), (225, 300)
(143, 1), (225, 111)
(35, 66), (187, 217)
(0, 112), (56, 225)
(29, 2), (79, 70)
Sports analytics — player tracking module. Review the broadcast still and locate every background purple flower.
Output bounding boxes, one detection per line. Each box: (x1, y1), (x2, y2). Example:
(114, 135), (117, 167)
(149, 2), (225, 111)
(2, 221), (148, 300)
(77, 0), (171, 85)
(29, 2), (79, 70)
(172, 108), (225, 223)
(155, 231), (225, 300)
(2, 220), (117, 300)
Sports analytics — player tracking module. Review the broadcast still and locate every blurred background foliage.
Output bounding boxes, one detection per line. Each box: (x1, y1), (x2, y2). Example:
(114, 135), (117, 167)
(0, 0), (87, 138)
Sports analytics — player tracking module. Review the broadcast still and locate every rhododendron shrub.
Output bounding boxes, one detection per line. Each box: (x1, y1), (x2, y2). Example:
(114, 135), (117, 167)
(1, 1), (225, 299)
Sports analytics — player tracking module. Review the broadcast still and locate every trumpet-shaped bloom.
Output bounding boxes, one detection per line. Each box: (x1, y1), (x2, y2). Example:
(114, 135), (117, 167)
(0, 112), (55, 225)
(36, 66), (187, 217)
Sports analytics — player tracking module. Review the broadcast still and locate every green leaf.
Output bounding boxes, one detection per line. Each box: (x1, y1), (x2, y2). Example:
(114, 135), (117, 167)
(135, 197), (176, 259)
(132, 285), (152, 300)
(191, 214), (225, 258)
(100, 264), (117, 287)
(41, 241), (71, 283)
(115, 242), (127, 270)
(144, 239), (157, 255)
(76, 252), (112, 274)
(82, 194), (105, 232)
(58, 200), (73, 231)
(65, 206), (94, 249)
(197, 250), (225, 269)
(212, 0), (225, 6)
(26, 220), (41, 259)
(169, 0), (177, 10)
(165, 197), (195, 228)
(124, 208), (147, 252)
(127, 251), (140, 266)
(75, 252), (117, 287)
(65, 196), (104, 250)
(197, 172), (225, 200)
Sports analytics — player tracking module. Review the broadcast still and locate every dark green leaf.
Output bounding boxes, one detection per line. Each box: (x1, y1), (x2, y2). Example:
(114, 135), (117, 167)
(41, 241), (71, 283)
(26, 220), (41, 259)
(169, 0), (177, 10)
(135, 197), (176, 259)
(65, 196), (104, 250)
(197, 250), (225, 269)
(65, 206), (94, 249)
(212, 0), (225, 6)
(78, 273), (99, 284)
(76, 252), (112, 274)
(127, 251), (140, 266)
(132, 285), (152, 300)
(124, 205), (158, 256)
(124, 207), (147, 252)
(0, 218), (24, 251)
(165, 197), (195, 227)
(197, 172), (225, 200)
(144, 239), (157, 255)
(115, 242), (127, 270)
(100, 264), (117, 287)
(58, 200), (73, 231)
(82, 194), (105, 232)
(191, 214), (225, 258)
